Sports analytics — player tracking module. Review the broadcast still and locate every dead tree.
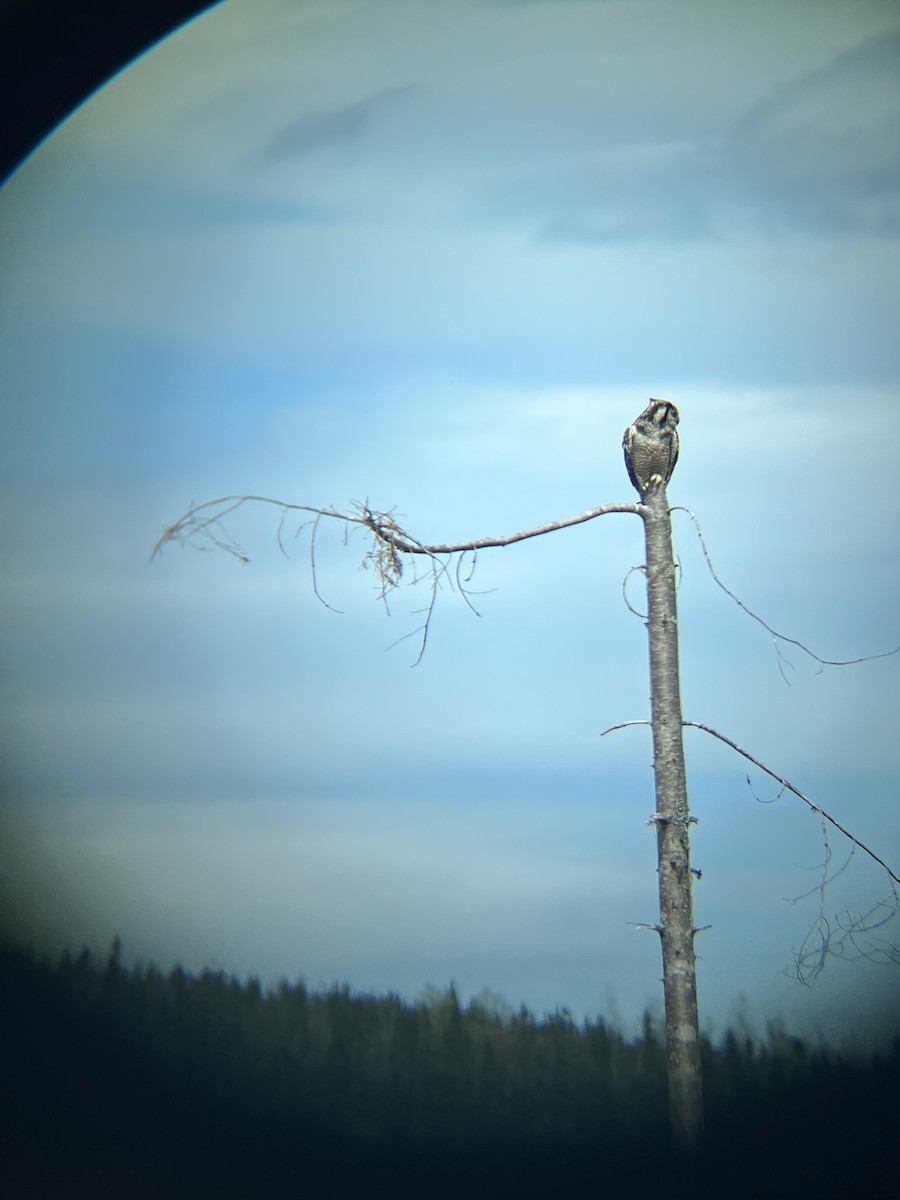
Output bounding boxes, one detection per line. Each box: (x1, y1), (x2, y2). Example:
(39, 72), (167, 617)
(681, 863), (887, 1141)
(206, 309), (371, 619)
(640, 482), (703, 1149)
(152, 401), (898, 1151)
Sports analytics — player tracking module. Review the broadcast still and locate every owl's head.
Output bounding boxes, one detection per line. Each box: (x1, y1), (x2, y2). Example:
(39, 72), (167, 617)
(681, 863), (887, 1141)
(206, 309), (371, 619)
(646, 398), (679, 429)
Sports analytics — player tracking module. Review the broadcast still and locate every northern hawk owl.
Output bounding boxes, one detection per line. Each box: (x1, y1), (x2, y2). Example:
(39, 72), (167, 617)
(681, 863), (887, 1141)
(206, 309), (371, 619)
(623, 399), (680, 496)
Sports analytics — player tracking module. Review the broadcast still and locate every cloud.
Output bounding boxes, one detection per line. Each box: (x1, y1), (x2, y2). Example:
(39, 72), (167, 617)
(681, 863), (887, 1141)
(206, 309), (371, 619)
(264, 84), (420, 160)
(723, 30), (900, 235)
(480, 31), (900, 242)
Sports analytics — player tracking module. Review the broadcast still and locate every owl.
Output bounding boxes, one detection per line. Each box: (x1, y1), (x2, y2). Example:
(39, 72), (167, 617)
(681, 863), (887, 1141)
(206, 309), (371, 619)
(622, 399), (680, 496)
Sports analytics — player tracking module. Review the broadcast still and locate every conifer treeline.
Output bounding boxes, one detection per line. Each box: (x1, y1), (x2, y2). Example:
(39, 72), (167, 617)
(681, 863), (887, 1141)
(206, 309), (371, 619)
(3, 940), (897, 1197)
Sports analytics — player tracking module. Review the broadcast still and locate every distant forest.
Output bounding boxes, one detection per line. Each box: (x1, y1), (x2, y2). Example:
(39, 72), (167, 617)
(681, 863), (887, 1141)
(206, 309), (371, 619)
(3, 940), (897, 1198)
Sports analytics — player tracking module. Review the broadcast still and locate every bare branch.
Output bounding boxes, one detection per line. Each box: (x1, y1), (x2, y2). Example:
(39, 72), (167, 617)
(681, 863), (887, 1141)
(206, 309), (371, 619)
(309, 512), (343, 615)
(682, 720), (900, 886)
(152, 492), (644, 662)
(152, 493), (642, 563)
(150, 495), (346, 562)
(606, 717), (900, 980)
(750, 769), (900, 982)
(381, 552), (450, 666)
(789, 868), (899, 982)
(373, 500), (644, 555)
(454, 550), (489, 617)
(601, 719), (652, 736)
(672, 505), (900, 671)
(275, 506), (290, 558)
(621, 566), (648, 620)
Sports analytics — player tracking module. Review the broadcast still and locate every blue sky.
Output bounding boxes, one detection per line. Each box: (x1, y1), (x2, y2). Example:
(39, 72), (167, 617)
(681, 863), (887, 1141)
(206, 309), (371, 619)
(1, 0), (899, 1050)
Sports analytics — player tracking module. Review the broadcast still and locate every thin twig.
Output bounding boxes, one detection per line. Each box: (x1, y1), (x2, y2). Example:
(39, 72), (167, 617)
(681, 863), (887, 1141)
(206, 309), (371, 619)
(310, 511), (343, 614)
(621, 566), (648, 620)
(602, 719), (652, 735)
(672, 505), (900, 669)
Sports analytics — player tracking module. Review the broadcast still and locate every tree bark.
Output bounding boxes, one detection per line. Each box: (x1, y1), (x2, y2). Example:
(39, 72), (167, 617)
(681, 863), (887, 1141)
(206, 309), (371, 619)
(641, 485), (703, 1149)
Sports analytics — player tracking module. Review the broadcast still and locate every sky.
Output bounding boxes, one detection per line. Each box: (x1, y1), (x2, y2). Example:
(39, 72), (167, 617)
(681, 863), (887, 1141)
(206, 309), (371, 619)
(1, 0), (899, 1052)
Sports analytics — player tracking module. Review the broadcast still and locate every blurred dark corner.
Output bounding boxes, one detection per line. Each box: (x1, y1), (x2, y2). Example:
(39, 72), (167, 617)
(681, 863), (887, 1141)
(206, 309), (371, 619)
(0, 0), (220, 185)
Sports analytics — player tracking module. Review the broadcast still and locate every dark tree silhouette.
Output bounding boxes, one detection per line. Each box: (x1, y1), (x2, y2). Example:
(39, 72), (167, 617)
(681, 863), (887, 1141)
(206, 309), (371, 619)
(2, 941), (898, 1196)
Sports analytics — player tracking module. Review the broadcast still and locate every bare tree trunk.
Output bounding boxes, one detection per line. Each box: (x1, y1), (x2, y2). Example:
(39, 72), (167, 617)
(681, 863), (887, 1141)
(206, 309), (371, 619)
(641, 485), (703, 1149)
